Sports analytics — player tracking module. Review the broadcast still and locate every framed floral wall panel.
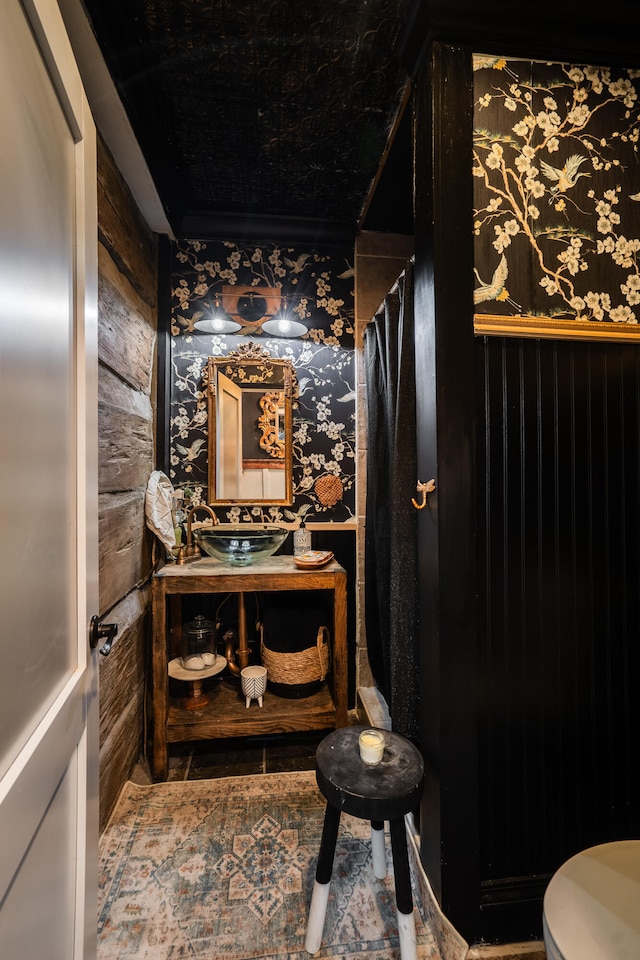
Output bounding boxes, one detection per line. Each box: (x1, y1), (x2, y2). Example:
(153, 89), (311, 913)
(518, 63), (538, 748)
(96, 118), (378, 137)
(169, 238), (356, 523)
(473, 55), (640, 342)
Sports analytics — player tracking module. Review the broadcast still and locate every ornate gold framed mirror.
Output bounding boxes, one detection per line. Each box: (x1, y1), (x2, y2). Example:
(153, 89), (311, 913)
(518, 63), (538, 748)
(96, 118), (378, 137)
(206, 344), (295, 505)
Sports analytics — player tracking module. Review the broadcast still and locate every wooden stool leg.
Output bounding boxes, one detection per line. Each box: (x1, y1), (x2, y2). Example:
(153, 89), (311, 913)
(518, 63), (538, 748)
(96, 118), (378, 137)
(371, 820), (386, 879)
(389, 816), (417, 960)
(305, 803), (341, 955)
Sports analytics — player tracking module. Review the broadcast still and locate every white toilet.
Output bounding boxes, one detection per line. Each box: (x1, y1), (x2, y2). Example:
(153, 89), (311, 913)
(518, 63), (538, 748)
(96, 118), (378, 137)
(543, 839), (640, 959)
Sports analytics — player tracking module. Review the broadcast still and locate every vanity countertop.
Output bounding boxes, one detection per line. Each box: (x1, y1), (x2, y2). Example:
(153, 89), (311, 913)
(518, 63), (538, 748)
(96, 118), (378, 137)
(154, 554), (345, 579)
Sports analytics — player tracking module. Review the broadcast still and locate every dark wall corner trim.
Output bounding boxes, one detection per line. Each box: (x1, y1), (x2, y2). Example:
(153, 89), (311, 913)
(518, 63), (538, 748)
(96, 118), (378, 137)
(156, 234), (172, 472)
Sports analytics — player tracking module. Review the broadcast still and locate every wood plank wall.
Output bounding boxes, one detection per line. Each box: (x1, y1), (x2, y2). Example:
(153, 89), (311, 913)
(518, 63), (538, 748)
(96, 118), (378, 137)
(97, 135), (158, 830)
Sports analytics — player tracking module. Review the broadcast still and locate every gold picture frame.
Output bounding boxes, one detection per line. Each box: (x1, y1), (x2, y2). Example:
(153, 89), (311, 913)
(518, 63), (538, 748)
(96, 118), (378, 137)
(474, 314), (640, 343)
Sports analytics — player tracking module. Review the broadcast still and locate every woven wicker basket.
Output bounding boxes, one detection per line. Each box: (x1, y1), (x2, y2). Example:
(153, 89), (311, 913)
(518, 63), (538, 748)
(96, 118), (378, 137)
(260, 625), (331, 690)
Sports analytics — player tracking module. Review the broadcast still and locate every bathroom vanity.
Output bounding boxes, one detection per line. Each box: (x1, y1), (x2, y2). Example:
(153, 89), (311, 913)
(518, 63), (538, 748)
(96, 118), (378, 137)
(150, 555), (348, 780)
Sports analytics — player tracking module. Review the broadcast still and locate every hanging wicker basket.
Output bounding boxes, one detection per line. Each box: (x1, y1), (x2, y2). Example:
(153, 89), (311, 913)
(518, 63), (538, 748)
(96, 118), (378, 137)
(260, 624), (331, 697)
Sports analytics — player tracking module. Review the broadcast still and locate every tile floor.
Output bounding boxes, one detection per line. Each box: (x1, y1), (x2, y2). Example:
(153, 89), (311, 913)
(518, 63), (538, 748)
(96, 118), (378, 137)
(132, 710), (362, 785)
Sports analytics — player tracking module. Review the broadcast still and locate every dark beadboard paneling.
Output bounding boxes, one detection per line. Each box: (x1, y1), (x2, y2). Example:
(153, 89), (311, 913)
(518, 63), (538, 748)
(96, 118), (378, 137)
(478, 335), (640, 885)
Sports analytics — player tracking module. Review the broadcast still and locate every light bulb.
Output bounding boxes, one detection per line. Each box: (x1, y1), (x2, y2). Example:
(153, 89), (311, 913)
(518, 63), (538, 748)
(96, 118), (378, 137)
(194, 314), (242, 334)
(261, 314), (307, 338)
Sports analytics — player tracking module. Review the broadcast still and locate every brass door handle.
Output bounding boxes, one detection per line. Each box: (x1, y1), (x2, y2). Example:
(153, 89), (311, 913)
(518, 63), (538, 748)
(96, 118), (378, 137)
(411, 478), (436, 510)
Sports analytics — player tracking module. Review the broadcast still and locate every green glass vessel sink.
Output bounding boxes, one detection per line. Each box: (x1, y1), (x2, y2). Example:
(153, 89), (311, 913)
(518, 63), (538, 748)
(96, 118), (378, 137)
(193, 524), (289, 565)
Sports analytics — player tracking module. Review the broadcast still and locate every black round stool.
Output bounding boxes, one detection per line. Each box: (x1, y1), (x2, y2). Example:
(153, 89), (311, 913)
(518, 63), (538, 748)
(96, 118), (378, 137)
(305, 725), (425, 959)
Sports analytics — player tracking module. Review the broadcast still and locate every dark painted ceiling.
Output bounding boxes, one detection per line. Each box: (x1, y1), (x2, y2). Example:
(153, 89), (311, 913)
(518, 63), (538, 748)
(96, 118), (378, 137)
(80, 0), (415, 242)
(79, 0), (640, 244)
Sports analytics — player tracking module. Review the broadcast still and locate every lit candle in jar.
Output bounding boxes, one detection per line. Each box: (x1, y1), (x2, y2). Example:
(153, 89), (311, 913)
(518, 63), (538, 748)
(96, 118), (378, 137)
(359, 728), (385, 765)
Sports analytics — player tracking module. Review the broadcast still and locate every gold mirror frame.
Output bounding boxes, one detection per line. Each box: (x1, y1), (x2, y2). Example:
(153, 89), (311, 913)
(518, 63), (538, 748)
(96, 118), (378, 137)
(258, 392), (285, 459)
(206, 344), (294, 505)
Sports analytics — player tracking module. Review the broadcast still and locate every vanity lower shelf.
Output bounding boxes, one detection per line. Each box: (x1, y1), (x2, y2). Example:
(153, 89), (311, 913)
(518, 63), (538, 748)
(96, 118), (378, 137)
(151, 555), (348, 780)
(166, 677), (337, 742)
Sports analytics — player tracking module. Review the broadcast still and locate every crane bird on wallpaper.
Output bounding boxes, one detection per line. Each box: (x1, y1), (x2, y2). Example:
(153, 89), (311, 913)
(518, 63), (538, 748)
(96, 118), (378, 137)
(175, 438), (206, 462)
(336, 260), (355, 279)
(473, 253), (522, 312)
(540, 154), (590, 194)
(472, 54), (520, 81)
(283, 253), (311, 273)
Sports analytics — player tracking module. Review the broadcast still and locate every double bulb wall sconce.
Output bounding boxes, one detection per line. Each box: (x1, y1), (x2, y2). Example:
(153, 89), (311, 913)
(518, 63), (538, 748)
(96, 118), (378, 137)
(193, 291), (241, 334)
(194, 285), (307, 338)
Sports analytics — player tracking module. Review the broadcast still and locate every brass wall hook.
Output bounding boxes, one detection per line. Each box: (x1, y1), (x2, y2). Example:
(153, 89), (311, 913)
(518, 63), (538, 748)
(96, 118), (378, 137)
(411, 478), (436, 510)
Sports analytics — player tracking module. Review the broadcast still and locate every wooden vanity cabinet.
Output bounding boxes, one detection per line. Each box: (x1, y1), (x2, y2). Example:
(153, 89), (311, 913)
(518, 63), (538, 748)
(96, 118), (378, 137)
(151, 555), (348, 780)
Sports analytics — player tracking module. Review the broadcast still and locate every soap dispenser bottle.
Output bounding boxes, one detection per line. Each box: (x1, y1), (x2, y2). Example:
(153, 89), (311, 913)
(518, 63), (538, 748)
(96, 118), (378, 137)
(293, 518), (312, 556)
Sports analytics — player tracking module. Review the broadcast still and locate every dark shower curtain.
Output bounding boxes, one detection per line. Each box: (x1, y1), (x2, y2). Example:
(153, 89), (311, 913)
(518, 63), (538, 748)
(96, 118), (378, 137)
(364, 261), (419, 745)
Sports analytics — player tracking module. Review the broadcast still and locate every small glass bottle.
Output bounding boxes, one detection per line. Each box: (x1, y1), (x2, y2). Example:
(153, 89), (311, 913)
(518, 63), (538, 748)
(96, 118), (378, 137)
(172, 491), (186, 545)
(293, 519), (312, 556)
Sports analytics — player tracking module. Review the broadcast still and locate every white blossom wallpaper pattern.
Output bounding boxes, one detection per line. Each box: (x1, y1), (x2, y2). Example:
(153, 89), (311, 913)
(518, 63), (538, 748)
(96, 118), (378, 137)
(169, 238), (356, 523)
(473, 56), (640, 331)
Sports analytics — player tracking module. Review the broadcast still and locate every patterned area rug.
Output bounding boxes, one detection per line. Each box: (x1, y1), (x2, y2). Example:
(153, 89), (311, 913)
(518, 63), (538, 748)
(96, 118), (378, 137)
(98, 770), (439, 959)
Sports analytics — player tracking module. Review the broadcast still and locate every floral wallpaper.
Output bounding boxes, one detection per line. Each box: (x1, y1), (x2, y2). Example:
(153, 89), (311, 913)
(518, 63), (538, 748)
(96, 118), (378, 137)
(169, 238), (355, 523)
(473, 55), (640, 329)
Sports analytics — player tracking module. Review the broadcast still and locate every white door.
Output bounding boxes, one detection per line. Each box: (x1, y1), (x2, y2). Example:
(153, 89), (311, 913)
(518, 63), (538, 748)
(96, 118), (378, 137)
(0, 0), (98, 958)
